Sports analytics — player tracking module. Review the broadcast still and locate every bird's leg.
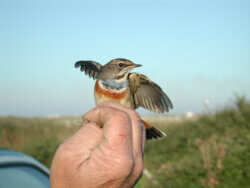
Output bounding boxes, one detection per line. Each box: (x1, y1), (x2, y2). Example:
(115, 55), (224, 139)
(81, 118), (90, 126)
(80, 118), (104, 128)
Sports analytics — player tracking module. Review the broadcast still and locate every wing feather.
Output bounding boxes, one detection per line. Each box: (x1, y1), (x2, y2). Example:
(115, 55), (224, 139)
(75, 60), (102, 80)
(129, 73), (173, 113)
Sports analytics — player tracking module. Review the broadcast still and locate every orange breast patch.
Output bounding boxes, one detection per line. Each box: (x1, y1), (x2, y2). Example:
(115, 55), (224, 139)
(95, 81), (128, 100)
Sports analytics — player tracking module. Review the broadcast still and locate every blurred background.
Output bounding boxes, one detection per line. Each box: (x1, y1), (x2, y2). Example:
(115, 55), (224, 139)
(1, 0), (249, 117)
(0, 0), (249, 187)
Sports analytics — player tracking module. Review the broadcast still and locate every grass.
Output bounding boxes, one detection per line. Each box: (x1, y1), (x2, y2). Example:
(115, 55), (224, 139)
(0, 117), (79, 167)
(0, 98), (249, 187)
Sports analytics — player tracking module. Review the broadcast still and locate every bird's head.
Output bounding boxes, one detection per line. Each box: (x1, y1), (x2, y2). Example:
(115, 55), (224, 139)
(99, 58), (142, 81)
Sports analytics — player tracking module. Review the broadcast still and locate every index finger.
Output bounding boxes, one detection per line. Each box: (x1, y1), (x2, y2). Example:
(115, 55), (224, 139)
(83, 105), (133, 153)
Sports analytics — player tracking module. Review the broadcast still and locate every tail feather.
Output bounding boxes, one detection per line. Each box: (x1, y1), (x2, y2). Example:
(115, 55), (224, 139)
(141, 119), (166, 140)
(146, 127), (166, 140)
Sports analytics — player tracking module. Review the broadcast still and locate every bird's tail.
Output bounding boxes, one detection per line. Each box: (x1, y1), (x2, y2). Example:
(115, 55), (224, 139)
(141, 119), (166, 140)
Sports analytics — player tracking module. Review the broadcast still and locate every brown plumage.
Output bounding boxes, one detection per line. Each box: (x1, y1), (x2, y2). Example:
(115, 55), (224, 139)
(75, 58), (173, 140)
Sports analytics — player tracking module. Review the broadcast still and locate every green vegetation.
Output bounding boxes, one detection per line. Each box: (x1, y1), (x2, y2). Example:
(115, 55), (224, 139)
(137, 98), (250, 188)
(0, 98), (249, 187)
(0, 117), (79, 167)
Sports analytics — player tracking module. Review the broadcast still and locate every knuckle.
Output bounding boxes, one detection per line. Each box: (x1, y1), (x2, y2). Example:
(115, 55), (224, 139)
(113, 110), (130, 121)
(56, 143), (67, 156)
(56, 142), (73, 160)
(129, 109), (140, 119)
(97, 105), (109, 112)
(56, 142), (67, 155)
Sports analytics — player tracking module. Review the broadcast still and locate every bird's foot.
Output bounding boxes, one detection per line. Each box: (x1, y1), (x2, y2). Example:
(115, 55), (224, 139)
(80, 118), (104, 128)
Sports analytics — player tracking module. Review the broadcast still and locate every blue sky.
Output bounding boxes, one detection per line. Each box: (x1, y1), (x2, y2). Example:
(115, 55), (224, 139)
(0, 0), (249, 117)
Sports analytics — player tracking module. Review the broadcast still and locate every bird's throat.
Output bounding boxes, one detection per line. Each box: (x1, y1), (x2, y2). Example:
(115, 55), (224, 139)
(100, 79), (128, 91)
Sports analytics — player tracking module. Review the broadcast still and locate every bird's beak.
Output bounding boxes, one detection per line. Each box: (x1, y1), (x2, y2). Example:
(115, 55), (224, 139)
(127, 64), (142, 69)
(133, 64), (142, 68)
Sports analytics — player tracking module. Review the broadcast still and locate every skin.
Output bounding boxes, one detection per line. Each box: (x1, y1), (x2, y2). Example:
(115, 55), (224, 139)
(50, 101), (146, 188)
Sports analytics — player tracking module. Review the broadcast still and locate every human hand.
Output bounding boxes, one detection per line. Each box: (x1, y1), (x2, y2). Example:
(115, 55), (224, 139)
(50, 101), (146, 188)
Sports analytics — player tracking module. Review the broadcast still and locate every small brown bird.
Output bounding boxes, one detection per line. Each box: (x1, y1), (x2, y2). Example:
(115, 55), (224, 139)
(75, 58), (173, 140)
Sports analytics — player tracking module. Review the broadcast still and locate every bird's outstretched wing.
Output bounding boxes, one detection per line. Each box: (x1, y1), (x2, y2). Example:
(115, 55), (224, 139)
(129, 73), (173, 113)
(75, 60), (102, 80)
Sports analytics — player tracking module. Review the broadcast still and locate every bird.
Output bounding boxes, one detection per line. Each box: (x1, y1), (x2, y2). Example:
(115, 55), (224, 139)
(75, 58), (173, 140)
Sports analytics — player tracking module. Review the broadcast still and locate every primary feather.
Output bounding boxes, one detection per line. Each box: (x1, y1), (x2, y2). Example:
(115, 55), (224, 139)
(75, 61), (102, 80)
(129, 72), (173, 113)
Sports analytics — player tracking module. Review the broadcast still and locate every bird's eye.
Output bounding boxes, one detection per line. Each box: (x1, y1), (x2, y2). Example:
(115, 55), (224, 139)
(118, 63), (124, 67)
